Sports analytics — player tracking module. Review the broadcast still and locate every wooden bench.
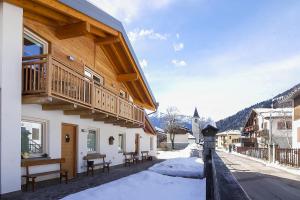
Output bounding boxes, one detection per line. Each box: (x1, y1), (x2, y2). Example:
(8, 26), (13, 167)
(141, 151), (152, 162)
(123, 152), (135, 166)
(83, 153), (110, 176)
(21, 158), (68, 192)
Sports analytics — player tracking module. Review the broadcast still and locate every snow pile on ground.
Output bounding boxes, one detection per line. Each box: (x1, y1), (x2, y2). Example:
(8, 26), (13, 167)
(157, 143), (201, 159)
(149, 157), (204, 178)
(62, 171), (205, 200)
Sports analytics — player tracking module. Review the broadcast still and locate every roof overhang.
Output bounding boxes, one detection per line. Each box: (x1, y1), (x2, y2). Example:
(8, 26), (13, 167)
(7, 0), (157, 111)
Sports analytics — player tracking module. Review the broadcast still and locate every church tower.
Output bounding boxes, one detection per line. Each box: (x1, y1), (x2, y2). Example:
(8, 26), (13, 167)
(192, 107), (200, 143)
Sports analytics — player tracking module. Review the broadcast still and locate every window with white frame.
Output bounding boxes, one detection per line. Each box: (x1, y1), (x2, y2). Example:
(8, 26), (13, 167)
(21, 119), (47, 158)
(87, 129), (97, 153)
(118, 134), (125, 152)
(84, 68), (104, 86)
(150, 137), (154, 150)
(23, 28), (48, 57)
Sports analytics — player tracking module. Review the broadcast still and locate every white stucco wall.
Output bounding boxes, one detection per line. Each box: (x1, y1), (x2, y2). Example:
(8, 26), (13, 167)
(167, 133), (189, 144)
(0, 2), (23, 194)
(21, 104), (156, 180)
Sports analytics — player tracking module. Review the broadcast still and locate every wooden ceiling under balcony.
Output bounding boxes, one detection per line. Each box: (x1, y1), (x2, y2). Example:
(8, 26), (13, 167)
(7, 0), (156, 111)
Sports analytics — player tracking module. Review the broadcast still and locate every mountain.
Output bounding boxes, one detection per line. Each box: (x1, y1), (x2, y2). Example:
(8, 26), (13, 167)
(149, 112), (192, 131)
(216, 83), (299, 132)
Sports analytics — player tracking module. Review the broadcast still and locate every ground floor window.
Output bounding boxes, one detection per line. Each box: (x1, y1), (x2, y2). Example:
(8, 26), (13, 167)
(150, 137), (154, 150)
(21, 119), (47, 158)
(87, 129), (97, 153)
(118, 134), (125, 152)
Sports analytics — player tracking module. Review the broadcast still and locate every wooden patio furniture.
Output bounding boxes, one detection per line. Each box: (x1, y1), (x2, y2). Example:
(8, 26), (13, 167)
(123, 152), (135, 166)
(21, 158), (68, 192)
(141, 151), (152, 162)
(83, 153), (110, 176)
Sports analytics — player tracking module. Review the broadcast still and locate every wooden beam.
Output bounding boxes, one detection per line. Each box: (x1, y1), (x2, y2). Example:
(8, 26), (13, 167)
(6, 0), (73, 24)
(119, 36), (156, 110)
(64, 109), (94, 115)
(103, 116), (119, 123)
(95, 36), (120, 45)
(22, 96), (52, 104)
(90, 26), (107, 38)
(117, 73), (138, 82)
(56, 21), (90, 39)
(31, 0), (119, 36)
(24, 11), (58, 27)
(42, 103), (77, 110)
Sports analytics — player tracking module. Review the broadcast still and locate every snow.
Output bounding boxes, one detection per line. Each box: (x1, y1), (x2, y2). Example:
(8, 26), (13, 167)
(157, 143), (201, 159)
(63, 143), (205, 200)
(63, 171), (205, 200)
(149, 157), (204, 178)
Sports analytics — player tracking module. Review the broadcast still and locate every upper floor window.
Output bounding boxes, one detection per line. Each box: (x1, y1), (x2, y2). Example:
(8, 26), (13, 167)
(277, 121), (292, 130)
(84, 68), (104, 86)
(21, 119), (47, 158)
(120, 90), (127, 98)
(23, 28), (48, 57)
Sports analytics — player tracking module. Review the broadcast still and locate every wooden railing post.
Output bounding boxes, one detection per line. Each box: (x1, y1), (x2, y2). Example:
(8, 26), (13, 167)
(47, 55), (52, 96)
(91, 81), (95, 109)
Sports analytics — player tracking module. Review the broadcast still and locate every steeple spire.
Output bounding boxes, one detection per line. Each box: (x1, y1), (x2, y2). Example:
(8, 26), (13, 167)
(193, 107), (199, 118)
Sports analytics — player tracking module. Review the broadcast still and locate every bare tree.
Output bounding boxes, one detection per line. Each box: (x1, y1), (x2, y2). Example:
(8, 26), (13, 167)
(163, 106), (181, 150)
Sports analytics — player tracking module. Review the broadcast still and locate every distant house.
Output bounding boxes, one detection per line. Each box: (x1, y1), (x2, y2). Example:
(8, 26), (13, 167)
(166, 127), (194, 150)
(155, 127), (167, 148)
(216, 130), (241, 149)
(242, 108), (292, 148)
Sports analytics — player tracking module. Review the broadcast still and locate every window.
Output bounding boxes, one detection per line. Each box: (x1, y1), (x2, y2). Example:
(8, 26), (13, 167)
(129, 95), (133, 102)
(277, 121), (285, 130)
(277, 121), (292, 130)
(194, 119), (198, 123)
(150, 137), (154, 150)
(21, 119), (46, 157)
(84, 68), (104, 86)
(286, 121), (292, 130)
(120, 90), (127, 98)
(118, 134), (125, 152)
(87, 130), (97, 153)
(23, 28), (48, 57)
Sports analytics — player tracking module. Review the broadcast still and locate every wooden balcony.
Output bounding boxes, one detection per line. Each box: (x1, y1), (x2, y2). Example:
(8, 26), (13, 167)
(22, 54), (145, 127)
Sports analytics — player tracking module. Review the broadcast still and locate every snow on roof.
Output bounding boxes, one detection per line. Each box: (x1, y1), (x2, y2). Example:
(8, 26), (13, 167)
(216, 130), (241, 136)
(253, 108), (292, 118)
(187, 133), (196, 139)
(203, 121), (217, 130)
(155, 127), (165, 134)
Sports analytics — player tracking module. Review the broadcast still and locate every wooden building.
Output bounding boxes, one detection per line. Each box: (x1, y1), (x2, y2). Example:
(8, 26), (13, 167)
(0, 0), (157, 194)
(242, 108), (292, 148)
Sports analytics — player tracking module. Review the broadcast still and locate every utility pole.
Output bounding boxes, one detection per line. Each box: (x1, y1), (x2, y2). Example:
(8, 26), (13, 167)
(269, 99), (274, 163)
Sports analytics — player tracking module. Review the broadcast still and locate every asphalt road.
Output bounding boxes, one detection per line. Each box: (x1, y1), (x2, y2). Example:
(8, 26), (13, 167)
(217, 151), (300, 200)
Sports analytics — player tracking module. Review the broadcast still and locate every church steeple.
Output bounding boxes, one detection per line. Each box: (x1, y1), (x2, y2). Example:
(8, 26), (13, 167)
(193, 107), (199, 118)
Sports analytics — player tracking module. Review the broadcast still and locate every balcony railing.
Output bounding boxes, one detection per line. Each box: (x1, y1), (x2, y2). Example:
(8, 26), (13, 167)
(22, 54), (145, 125)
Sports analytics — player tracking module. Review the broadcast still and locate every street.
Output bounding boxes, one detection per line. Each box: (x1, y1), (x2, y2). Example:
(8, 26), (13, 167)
(217, 151), (300, 200)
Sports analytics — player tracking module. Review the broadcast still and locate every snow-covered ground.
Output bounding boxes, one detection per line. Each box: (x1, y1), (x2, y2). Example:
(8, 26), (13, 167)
(63, 144), (205, 200)
(149, 157), (204, 178)
(62, 171), (205, 200)
(157, 143), (201, 159)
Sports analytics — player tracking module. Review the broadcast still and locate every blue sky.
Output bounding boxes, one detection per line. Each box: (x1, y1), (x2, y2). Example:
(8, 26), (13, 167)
(89, 0), (300, 120)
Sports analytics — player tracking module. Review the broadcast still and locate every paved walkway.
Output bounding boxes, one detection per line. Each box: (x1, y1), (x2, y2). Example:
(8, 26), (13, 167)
(217, 151), (300, 200)
(1, 160), (161, 200)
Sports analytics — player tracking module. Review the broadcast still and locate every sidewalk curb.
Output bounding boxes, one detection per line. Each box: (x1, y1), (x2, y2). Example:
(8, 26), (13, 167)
(230, 151), (300, 176)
